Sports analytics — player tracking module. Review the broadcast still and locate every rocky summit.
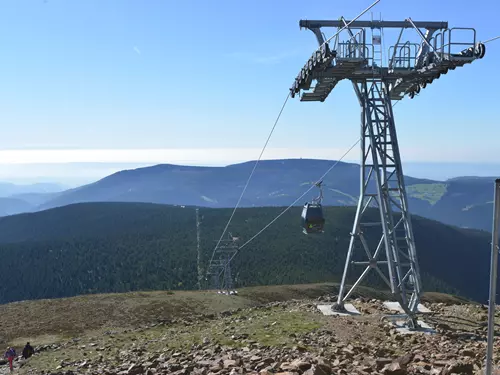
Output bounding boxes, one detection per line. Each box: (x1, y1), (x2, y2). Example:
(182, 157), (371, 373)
(7, 295), (500, 375)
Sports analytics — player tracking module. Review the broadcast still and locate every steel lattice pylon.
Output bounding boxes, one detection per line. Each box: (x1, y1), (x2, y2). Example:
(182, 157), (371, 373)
(292, 12), (485, 327)
(335, 79), (422, 320)
(206, 233), (239, 293)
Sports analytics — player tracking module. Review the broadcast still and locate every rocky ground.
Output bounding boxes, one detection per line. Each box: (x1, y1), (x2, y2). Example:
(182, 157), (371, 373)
(3, 294), (500, 375)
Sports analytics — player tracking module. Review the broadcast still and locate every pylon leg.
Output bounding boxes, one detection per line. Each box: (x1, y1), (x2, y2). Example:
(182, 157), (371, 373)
(335, 80), (422, 325)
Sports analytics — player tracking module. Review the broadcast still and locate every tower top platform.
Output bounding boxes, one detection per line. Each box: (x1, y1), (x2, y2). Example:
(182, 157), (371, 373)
(292, 18), (486, 102)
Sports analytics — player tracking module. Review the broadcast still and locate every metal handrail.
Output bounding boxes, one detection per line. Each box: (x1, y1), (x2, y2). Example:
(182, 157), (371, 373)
(429, 33), (440, 53)
(350, 28), (366, 57)
(389, 28), (404, 70)
(338, 42), (363, 58)
(388, 42), (419, 69)
(394, 46), (410, 68)
(337, 28), (369, 60)
(399, 41), (416, 68)
(402, 44), (411, 68)
(348, 28), (365, 43)
(442, 27), (476, 56)
(341, 27), (366, 57)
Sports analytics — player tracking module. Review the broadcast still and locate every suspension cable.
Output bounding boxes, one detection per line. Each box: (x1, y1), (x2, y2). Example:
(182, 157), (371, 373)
(205, 92), (291, 277)
(225, 137), (361, 264)
(483, 35), (500, 44)
(225, 97), (405, 266)
(321, 0), (380, 48)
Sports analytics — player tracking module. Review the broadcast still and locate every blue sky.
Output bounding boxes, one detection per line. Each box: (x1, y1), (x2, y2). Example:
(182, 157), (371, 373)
(0, 0), (498, 183)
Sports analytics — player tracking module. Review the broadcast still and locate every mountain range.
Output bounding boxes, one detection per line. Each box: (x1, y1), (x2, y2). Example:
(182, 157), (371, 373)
(0, 201), (493, 305)
(0, 182), (65, 216)
(0, 159), (497, 231)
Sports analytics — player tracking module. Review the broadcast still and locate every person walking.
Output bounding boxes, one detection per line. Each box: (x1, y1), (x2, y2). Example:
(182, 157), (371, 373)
(4, 347), (16, 372)
(22, 342), (34, 360)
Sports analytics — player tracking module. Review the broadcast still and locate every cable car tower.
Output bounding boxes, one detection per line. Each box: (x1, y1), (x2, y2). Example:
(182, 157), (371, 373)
(206, 233), (239, 294)
(291, 5), (486, 327)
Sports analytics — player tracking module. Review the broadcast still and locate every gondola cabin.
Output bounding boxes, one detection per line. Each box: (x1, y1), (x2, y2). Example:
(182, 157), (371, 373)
(301, 202), (325, 234)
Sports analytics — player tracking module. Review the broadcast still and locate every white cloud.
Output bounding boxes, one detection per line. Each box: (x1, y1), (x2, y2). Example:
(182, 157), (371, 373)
(0, 146), (494, 167)
(0, 148), (358, 165)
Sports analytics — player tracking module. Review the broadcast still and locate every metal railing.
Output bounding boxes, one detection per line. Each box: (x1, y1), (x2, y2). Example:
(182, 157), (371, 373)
(335, 28), (371, 60)
(337, 42), (370, 59)
(388, 42), (419, 69)
(434, 27), (477, 57)
(337, 28), (366, 58)
(333, 26), (364, 51)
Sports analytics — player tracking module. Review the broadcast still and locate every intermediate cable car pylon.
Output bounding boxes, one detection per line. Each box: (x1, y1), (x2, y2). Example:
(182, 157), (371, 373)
(204, 93), (291, 287)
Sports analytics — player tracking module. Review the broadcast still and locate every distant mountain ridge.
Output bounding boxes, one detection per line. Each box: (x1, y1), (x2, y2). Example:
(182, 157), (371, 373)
(0, 182), (65, 196)
(0, 159), (497, 231)
(446, 176), (497, 182)
(0, 182), (66, 216)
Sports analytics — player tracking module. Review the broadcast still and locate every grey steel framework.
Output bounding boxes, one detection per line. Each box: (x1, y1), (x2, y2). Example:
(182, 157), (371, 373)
(206, 233), (239, 292)
(292, 16), (485, 327)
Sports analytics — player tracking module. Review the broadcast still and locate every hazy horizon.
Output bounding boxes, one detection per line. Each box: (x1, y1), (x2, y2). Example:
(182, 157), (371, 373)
(1, 159), (499, 188)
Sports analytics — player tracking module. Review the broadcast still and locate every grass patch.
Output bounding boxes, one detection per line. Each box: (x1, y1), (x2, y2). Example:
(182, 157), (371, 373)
(407, 183), (447, 205)
(326, 188), (357, 204)
(1, 282), (472, 350)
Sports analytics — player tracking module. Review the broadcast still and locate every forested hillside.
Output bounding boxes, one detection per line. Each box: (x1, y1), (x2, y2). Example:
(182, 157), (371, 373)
(0, 202), (492, 304)
(0, 160), (497, 232)
(30, 160), (497, 232)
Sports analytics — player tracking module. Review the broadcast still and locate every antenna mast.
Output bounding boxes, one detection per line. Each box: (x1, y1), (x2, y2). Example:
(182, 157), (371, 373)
(195, 208), (202, 290)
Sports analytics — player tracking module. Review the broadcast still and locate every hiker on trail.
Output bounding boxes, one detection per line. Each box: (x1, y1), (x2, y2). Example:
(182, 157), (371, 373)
(4, 347), (16, 372)
(22, 342), (34, 359)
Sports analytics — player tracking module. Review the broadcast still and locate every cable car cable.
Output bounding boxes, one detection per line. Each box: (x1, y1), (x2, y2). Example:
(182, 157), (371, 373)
(205, 92), (291, 278)
(225, 97), (407, 265)
(225, 137), (361, 265)
(482, 35), (500, 44)
(319, 0), (380, 49)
